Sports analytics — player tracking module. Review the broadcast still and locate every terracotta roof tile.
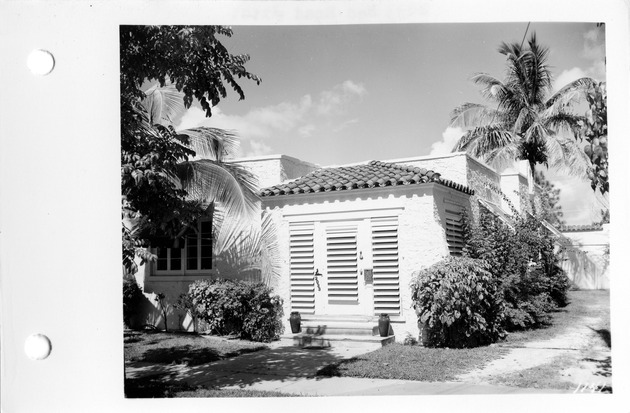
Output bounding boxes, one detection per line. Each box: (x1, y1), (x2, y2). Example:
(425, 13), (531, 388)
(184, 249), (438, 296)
(260, 160), (474, 197)
(559, 223), (604, 232)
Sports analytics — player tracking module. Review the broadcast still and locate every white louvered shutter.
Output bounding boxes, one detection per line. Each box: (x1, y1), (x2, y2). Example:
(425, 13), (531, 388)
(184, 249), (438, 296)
(445, 208), (465, 256)
(289, 223), (315, 314)
(371, 217), (401, 315)
(325, 225), (359, 303)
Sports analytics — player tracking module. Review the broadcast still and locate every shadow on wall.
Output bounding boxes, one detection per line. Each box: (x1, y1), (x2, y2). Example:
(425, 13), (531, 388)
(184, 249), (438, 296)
(127, 292), (161, 330)
(561, 247), (609, 289)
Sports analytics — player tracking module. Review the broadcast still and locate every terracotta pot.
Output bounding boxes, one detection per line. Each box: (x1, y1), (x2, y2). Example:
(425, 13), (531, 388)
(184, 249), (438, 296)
(378, 313), (390, 337)
(289, 312), (301, 333)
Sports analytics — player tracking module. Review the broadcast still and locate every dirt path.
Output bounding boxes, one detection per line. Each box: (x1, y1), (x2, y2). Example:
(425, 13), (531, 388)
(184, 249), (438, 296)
(456, 296), (612, 392)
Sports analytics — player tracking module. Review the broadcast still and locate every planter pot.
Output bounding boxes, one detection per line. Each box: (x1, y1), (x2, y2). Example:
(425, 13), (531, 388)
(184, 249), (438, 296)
(378, 314), (390, 337)
(289, 312), (301, 334)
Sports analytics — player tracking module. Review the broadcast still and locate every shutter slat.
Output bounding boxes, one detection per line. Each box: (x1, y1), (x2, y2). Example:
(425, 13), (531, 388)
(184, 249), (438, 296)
(289, 223), (315, 314)
(371, 217), (401, 315)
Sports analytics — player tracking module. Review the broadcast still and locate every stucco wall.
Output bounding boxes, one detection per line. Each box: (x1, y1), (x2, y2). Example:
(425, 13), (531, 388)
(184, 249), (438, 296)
(228, 154), (319, 189)
(390, 152), (469, 187)
(129, 217), (270, 332)
(129, 154), (318, 331)
(560, 225), (610, 289)
(262, 183), (471, 342)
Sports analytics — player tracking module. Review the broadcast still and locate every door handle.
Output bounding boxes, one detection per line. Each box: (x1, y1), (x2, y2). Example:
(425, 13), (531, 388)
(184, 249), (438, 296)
(314, 269), (322, 291)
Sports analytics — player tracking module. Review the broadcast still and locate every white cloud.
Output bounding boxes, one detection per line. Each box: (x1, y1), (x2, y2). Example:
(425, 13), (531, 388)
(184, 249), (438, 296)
(175, 81), (366, 145)
(553, 26), (606, 91)
(554, 67), (589, 92)
(543, 169), (605, 225)
(317, 80), (367, 116)
(332, 118), (359, 133)
(244, 140), (273, 157)
(582, 27), (606, 62)
(298, 124), (316, 137)
(429, 127), (465, 156)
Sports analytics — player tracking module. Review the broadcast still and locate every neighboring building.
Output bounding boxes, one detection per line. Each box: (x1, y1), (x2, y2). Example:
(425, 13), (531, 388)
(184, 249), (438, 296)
(129, 152), (609, 341)
(559, 223), (610, 289)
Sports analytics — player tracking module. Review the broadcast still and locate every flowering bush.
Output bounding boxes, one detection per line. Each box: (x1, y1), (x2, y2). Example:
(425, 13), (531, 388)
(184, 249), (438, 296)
(410, 257), (506, 348)
(185, 279), (284, 342)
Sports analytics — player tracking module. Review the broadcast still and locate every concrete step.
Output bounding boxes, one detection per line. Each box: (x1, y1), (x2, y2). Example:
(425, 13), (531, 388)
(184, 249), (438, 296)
(300, 315), (378, 323)
(290, 333), (395, 348)
(299, 316), (380, 336)
(300, 323), (378, 336)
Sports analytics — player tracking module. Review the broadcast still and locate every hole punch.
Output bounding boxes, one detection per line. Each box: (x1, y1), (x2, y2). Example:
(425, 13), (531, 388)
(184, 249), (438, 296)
(27, 49), (55, 75)
(24, 334), (52, 360)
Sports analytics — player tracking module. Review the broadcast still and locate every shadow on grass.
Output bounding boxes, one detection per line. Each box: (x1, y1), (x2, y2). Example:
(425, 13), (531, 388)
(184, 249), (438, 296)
(136, 344), (265, 366)
(125, 374), (301, 398)
(582, 356), (612, 378)
(126, 344), (351, 396)
(590, 327), (611, 348)
(139, 345), (223, 366)
(125, 372), (192, 398)
(316, 358), (356, 378)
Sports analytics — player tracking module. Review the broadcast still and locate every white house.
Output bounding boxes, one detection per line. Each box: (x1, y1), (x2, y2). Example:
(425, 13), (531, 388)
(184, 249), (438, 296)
(130, 152), (608, 342)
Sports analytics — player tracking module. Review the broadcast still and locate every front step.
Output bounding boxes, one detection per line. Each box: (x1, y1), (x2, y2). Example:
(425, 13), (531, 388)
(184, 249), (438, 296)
(300, 316), (379, 336)
(290, 315), (394, 348)
(291, 333), (395, 348)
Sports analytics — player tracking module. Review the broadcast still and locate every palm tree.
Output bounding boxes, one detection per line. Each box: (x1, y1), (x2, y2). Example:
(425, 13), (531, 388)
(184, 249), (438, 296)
(450, 33), (595, 178)
(122, 84), (260, 273)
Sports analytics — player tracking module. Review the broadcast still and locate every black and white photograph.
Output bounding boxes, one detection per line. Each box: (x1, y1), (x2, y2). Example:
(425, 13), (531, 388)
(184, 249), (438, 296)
(1, 1), (628, 412)
(121, 22), (612, 397)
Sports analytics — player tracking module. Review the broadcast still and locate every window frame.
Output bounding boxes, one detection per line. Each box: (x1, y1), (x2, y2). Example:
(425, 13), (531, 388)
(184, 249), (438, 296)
(152, 219), (213, 276)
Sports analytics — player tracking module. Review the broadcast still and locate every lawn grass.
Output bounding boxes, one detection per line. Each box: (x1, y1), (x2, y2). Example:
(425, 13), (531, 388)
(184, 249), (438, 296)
(317, 290), (610, 384)
(486, 353), (577, 390)
(503, 289), (610, 346)
(124, 330), (268, 366)
(317, 343), (509, 381)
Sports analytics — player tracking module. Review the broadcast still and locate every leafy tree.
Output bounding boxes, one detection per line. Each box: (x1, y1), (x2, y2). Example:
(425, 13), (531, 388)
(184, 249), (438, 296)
(121, 26), (261, 275)
(582, 81), (608, 194)
(450, 33), (595, 177)
(534, 171), (564, 227)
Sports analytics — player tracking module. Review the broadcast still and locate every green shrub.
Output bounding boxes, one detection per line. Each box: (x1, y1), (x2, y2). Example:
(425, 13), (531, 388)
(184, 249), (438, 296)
(185, 279), (284, 342)
(123, 277), (144, 327)
(410, 257), (506, 348)
(463, 205), (570, 330)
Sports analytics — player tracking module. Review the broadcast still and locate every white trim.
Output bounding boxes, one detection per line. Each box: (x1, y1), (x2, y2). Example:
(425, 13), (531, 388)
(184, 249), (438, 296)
(284, 206), (404, 223)
(152, 219), (213, 276)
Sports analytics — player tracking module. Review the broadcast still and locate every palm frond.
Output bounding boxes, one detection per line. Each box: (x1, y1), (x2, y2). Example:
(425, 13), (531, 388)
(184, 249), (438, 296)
(454, 125), (516, 162)
(175, 159), (260, 221)
(485, 142), (521, 171)
(471, 73), (507, 103)
(526, 33), (552, 103)
(176, 127), (240, 161)
(142, 83), (186, 126)
(546, 77), (596, 108)
(546, 135), (592, 180)
(259, 211), (283, 287)
(544, 111), (586, 138)
(449, 103), (504, 128)
(512, 106), (535, 135)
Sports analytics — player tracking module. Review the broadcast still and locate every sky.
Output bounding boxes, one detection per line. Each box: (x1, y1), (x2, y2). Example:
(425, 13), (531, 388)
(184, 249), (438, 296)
(175, 23), (607, 225)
